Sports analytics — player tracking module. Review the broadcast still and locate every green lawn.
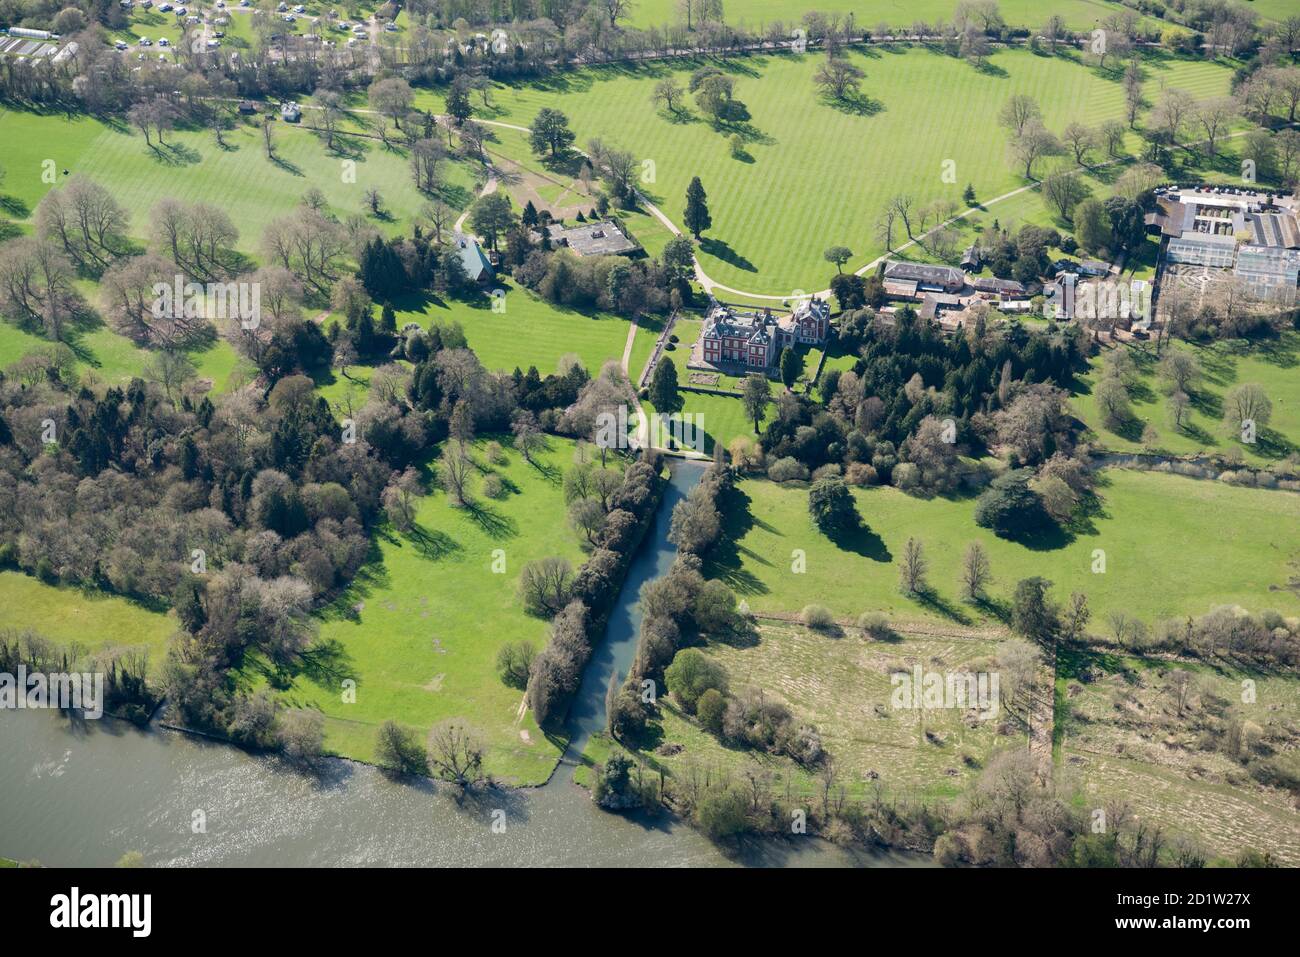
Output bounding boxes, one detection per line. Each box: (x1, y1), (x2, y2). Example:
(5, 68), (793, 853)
(0, 570), (175, 667)
(377, 282), (636, 378)
(648, 387), (771, 455)
(711, 470), (1300, 627)
(627, 0), (1165, 31)
(466, 47), (1233, 295)
(1072, 333), (1300, 465)
(251, 435), (596, 785)
(0, 109), (480, 256)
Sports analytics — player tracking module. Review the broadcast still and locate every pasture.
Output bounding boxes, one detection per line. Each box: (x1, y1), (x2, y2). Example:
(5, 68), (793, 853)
(456, 46), (1234, 295)
(252, 435), (594, 785)
(709, 470), (1300, 627)
(1071, 333), (1300, 465)
(0, 570), (175, 667)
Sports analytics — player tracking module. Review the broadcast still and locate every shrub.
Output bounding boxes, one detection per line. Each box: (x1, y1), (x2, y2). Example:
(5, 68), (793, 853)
(800, 604), (836, 630)
(768, 456), (810, 483)
(483, 474), (506, 499)
(845, 462), (878, 486)
(857, 612), (895, 641)
(696, 687), (726, 735)
(663, 647), (728, 713)
(486, 441), (508, 465)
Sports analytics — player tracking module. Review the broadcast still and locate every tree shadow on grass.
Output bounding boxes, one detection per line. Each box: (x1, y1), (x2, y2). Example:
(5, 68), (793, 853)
(910, 588), (973, 626)
(826, 520), (891, 562)
(269, 153), (304, 176)
(699, 237), (756, 273)
(464, 500), (518, 540)
(704, 483), (771, 597)
(823, 91), (885, 116)
(294, 637), (355, 689)
(408, 522), (464, 560)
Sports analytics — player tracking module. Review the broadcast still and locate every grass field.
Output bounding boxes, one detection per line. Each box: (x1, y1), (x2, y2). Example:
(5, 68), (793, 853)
(0, 109), (480, 256)
(628, 0), (1296, 30)
(709, 470), (1300, 627)
(1071, 333), (1300, 465)
(628, 0), (1159, 31)
(0, 570), (175, 667)
(1057, 651), (1300, 864)
(459, 47), (1232, 295)
(397, 282), (636, 376)
(620, 621), (1019, 802)
(250, 435), (595, 785)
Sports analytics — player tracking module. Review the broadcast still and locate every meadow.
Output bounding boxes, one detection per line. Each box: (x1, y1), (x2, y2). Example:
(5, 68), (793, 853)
(608, 620), (1018, 802)
(708, 470), (1300, 627)
(0, 570), (175, 666)
(1057, 652), (1300, 864)
(1070, 332), (1300, 465)
(455, 46), (1234, 295)
(0, 107), (481, 392)
(248, 435), (595, 785)
(628, 0), (1158, 32)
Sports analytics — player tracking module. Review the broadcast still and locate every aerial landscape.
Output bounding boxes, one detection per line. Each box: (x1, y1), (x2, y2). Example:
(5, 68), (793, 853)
(0, 0), (1298, 890)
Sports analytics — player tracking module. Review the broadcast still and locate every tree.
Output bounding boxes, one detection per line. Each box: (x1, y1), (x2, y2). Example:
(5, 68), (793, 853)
(446, 80), (473, 126)
(518, 556), (573, 617)
(426, 720), (485, 787)
(684, 177), (711, 240)
(975, 469), (1051, 538)
(1151, 88), (1194, 148)
(1095, 376), (1131, 430)
(814, 55), (865, 101)
(495, 641), (536, 689)
(823, 245), (853, 273)
(1072, 197), (1112, 255)
(1159, 350), (1201, 395)
(808, 478), (859, 534)
(651, 77), (687, 115)
(960, 541), (992, 601)
(1195, 96), (1237, 158)
(650, 355), (679, 411)
(998, 94), (1042, 138)
(512, 410), (545, 463)
(664, 648), (728, 714)
(898, 537), (928, 595)
(440, 447), (474, 505)
(1061, 122), (1097, 166)
(1222, 384), (1272, 437)
(779, 347), (799, 389)
(741, 373), (771, 433)
(1010, 121), (1061, 179)
(1042, 167), (1089, 220)
(375, 720), (429, 776)
(276, 708), (325, 768)
(668, 484), (722, 554)
(1123, 59), (1146, 128)
(530, 108), (576, 159)
(468, 192), (515, 252)
(1011, 577), (1058, 643)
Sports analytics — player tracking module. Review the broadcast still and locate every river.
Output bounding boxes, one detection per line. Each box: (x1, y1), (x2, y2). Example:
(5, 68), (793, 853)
(0, 460), (925, 867)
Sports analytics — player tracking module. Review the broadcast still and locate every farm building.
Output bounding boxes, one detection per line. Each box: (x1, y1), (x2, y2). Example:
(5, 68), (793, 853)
(545, 220), (640, 257)
(882, 261), (965, 293)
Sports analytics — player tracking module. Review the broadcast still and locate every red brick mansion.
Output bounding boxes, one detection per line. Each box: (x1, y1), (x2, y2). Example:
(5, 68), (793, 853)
(697, 298), (831, 371)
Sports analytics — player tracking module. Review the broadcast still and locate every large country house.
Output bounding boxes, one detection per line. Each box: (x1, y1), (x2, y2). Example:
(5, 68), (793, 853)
(697, 298), (830, 371)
